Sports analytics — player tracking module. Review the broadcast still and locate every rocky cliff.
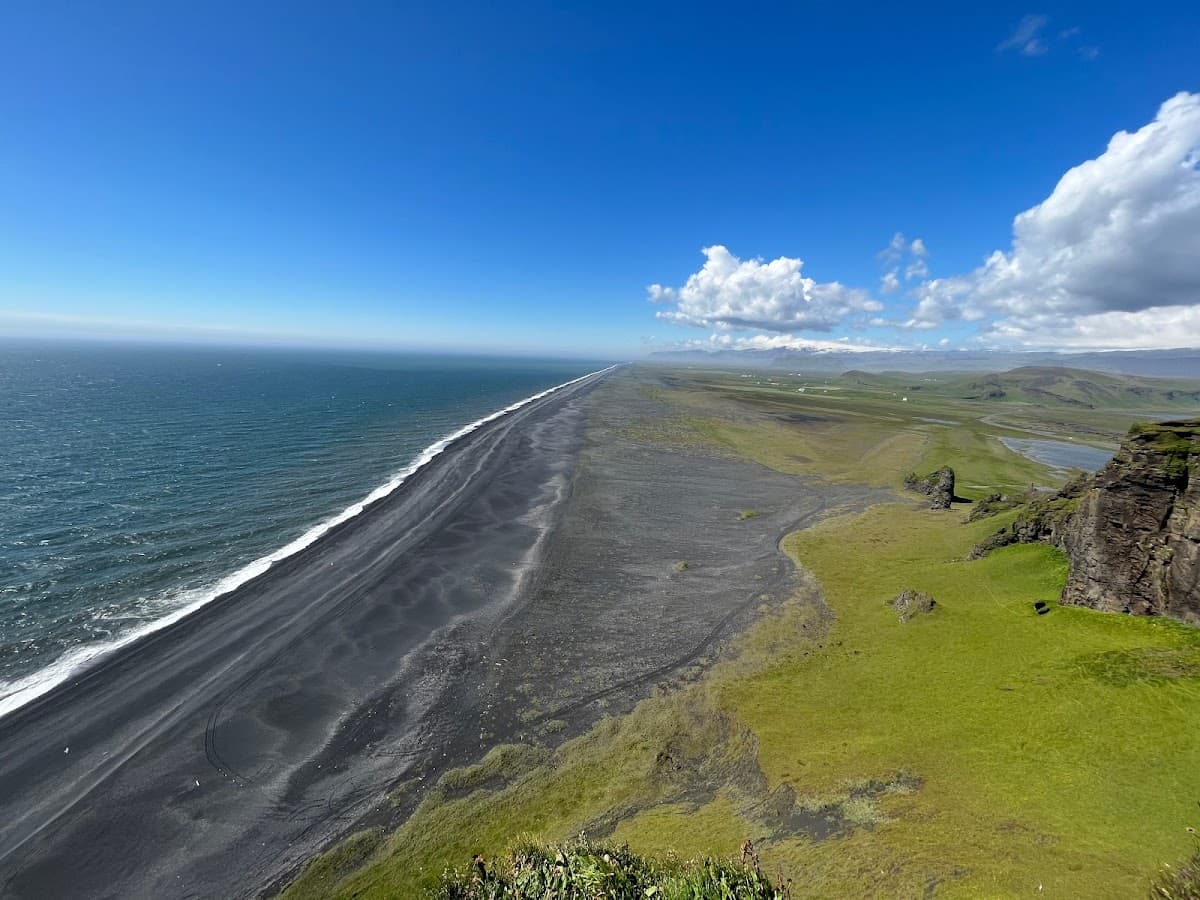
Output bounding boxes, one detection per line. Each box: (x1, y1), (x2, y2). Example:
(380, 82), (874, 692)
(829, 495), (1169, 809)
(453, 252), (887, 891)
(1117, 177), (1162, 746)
(904, 466), (956, 510)
(973, 421), (1200, 624)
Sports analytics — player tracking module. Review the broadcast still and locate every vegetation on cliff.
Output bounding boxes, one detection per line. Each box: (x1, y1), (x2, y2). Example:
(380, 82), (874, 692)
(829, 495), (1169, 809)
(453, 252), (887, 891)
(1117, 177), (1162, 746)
(972, 420), (1200, 622)
(1152, 830), (1200, 900)
(434, 838), (788, 899)
(1128, 420), (1200, 478)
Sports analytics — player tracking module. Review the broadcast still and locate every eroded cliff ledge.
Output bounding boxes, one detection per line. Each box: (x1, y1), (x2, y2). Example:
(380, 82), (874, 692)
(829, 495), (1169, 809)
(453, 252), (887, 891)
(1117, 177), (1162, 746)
(972, 421), (1200, 625)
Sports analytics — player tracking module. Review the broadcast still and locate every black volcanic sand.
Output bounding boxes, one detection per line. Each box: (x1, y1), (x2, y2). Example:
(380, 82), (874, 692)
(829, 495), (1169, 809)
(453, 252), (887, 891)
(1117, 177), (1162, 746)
(0, 368), (884, 899)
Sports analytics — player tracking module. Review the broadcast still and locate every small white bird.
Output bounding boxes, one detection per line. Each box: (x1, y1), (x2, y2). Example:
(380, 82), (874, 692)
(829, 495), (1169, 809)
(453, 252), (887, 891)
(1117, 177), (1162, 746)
(63, 746), (69, 754)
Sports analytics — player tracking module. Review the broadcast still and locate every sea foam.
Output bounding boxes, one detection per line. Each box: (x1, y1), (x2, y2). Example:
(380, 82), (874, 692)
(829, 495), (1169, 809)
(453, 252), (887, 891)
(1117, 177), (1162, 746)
(0, 364), (615, 721)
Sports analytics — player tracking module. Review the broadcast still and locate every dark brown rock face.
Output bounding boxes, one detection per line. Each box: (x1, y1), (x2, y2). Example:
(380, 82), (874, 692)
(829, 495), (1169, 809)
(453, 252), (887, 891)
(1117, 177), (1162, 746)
(1057, 423), (1200, 623)
(973, 422), (1200, 624)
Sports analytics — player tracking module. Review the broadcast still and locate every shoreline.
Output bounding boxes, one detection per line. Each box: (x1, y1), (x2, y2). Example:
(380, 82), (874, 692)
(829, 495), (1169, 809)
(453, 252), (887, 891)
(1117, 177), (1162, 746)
(277, 368), (889, 897)
(0, 364), (616, 723)
(0, 366), (611, 898)
(0, 365), (882, 899)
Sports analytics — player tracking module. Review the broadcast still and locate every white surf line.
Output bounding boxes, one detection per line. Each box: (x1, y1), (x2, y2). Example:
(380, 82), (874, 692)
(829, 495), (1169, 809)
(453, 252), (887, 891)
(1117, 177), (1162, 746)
(0, 364), (620, 721)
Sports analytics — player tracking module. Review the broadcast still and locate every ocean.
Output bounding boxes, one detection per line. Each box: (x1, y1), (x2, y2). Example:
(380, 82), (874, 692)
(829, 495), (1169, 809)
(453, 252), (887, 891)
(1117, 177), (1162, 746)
(0, 341), (605, 716)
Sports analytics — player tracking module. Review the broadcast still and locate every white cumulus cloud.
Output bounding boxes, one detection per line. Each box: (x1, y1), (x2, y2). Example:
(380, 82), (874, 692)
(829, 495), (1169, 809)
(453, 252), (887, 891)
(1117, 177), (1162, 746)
(912, 92), (1200, 348)
(649, 245), (881, 333)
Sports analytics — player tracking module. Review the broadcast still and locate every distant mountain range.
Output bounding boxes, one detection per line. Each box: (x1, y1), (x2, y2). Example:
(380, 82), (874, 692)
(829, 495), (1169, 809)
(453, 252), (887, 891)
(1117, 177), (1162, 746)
(647, 347), (1200, 378)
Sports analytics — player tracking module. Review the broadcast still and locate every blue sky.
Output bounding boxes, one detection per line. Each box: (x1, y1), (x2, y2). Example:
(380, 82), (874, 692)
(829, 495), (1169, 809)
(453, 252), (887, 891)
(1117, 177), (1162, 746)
(1, 2), (1197, 358)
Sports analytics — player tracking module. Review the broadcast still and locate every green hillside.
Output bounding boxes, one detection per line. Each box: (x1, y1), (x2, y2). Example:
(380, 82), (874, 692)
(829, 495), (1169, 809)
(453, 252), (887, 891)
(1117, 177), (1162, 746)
(839, 366), (1200, 410)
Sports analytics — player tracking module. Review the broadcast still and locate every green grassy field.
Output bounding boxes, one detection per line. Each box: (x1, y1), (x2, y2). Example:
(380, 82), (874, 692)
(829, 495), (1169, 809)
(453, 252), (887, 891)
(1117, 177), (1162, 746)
(713, 505), (1200, 896)
(282, 366), (1200, 899)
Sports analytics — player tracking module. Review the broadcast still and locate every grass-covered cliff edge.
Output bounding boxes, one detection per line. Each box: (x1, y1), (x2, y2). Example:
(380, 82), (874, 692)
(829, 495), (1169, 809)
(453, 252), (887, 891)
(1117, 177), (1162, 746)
(281, 367), (1200, 899)
(972, 420), (1200, 625)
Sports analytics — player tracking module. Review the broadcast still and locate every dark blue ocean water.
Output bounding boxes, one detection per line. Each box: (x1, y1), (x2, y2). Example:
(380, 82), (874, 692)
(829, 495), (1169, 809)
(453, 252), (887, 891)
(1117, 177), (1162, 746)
(0, 342), (603, 714)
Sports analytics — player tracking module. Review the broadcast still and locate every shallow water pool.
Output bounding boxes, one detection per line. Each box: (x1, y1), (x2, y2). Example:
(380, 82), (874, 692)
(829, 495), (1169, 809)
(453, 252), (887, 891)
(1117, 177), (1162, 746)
(999, 436), (1113, 472)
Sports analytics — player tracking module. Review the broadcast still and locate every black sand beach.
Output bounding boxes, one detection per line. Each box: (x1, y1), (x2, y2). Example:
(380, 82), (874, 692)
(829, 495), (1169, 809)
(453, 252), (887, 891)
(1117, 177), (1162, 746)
(0, 368), (880, 899)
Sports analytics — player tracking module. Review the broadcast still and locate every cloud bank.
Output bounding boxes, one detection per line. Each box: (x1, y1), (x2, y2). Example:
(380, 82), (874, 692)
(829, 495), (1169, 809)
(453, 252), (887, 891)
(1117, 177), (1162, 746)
(680, 333), (901, 354)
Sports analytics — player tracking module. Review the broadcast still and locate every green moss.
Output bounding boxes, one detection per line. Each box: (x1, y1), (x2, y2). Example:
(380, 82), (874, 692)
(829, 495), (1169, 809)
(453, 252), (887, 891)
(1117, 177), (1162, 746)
(1026, 493), (1081, 527)
(1128, 422), (1200, 478)
(721, 504), (1200, 896)
(611, 795), (756, 859)
(420, 744), (553, 806)
(1072, 646), (1200, 687)
(1129, 421), (1200, 440)
(282, 829), (385, 900)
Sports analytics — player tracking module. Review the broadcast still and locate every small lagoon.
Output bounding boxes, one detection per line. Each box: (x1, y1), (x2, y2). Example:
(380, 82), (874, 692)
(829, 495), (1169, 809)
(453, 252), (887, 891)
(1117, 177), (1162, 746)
(999, 437), (1113, 472)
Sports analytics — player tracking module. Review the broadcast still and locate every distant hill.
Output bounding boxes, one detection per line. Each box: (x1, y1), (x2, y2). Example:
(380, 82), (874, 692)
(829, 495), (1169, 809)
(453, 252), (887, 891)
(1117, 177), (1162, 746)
(838, 366), (1200, 410)
(952, 366), (1200, 408)
(648, 347), (1200, 378)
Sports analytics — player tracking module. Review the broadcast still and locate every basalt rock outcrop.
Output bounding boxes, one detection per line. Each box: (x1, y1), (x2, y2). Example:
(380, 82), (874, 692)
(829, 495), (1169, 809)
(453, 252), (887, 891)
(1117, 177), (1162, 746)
(967, 476), (1088, 558)
(904, 466), (955, 510)
(890, 589), (937, 623)
(966, 491), (1022, 522)
(972, 421), (1200, 625)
